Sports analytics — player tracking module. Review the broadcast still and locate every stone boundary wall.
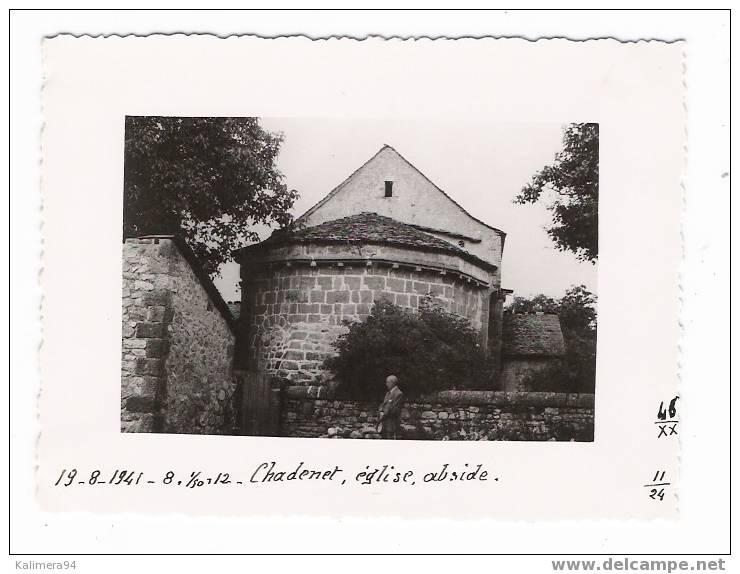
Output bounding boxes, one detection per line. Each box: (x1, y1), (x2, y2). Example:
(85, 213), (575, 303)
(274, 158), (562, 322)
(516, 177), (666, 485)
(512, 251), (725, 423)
(241, 262), (489, 384)
(281, 386), (595, 441)
(121, 237), (237, 434)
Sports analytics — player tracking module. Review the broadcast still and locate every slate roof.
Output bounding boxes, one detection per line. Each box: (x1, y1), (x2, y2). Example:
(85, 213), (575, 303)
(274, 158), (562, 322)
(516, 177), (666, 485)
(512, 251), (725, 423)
(502, 313), (566, 357)
(236, 212), (496, 271)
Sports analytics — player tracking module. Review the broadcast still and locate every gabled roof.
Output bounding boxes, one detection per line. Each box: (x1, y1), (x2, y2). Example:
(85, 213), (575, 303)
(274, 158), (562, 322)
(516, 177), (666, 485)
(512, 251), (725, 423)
(236, 212), (496, 271)
(502, 314), (566, 357)
(296, 145), (506, 239)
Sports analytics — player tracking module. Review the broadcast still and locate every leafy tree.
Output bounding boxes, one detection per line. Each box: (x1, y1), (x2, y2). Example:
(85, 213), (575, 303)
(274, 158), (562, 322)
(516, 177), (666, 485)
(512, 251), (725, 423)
(516, 123), (599, 263)
(123, 116), (298, 276)
(324, 298), (493, 400)
(507, 286), (597, 393)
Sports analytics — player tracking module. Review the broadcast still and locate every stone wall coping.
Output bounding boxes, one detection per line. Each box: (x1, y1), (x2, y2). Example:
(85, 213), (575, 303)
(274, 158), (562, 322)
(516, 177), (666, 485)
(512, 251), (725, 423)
(283, 384), (595, 408)
(126, 235), (237, 334)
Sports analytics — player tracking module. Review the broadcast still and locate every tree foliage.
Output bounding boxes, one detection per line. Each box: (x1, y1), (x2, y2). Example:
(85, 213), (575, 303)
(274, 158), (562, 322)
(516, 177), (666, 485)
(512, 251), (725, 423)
(323, 299), (493, 400)
(516, 123), (599, 263)
(123, 116), (298, 276)
(507, 286), (597, 393)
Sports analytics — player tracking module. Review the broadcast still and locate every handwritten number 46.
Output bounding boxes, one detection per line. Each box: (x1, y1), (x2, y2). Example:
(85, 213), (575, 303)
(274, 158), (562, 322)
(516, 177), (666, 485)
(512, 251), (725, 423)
(657, 396), (679, 420)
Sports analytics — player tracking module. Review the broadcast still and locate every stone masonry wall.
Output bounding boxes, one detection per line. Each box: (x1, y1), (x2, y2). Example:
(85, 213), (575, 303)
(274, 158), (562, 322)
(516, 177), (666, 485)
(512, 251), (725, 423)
(282, 387), (594, 441)
(121, 238), (237, 434)
(241, 262), (489, 384)
(500, 357), (559, 392)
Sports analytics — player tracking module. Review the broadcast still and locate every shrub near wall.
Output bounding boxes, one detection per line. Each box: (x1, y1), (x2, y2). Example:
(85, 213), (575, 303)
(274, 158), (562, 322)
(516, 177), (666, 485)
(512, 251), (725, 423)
(281, 386), (595, 441)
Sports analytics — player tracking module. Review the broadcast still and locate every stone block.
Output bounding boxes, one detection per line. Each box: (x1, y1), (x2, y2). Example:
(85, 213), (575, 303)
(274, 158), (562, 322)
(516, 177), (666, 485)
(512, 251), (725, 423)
(344, 276), (361, 290)
(363, 276), (385, 290)
(341, 304), (356, 315)
(371, 267), (389, 276)
(386, 277), (405, 291)
(327, 291), (349, 304)
(142, 290), (169, 306)
(310, 290), (325, 303)
(359, 290), (373, 303)
(125, 396), (159, 414)
(395, 293), (410, 306)
(127, 308), (146, 322)
(135, 322), (165, 338)
(123, 338), (147, 349)
(413, 281), (430, 294)
(146, 305), (167, 322)
(317, 277), (333, 290)
(299, 277), (316, 289)
(134, 358), (164, 376)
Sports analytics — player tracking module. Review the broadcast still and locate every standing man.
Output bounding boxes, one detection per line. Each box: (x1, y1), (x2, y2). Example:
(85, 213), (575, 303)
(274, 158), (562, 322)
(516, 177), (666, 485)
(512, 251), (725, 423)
(378, 375), (404, 439)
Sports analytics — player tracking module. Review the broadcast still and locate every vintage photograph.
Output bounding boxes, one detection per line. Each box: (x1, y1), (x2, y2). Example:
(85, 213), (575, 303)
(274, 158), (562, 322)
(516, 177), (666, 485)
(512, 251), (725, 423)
(38, 30), (689, 527)
(121, 117), (598, 441)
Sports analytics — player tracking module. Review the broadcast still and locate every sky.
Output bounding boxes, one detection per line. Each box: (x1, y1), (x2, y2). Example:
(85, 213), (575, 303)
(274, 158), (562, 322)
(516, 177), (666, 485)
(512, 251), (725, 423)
(213, 118), (597, 303)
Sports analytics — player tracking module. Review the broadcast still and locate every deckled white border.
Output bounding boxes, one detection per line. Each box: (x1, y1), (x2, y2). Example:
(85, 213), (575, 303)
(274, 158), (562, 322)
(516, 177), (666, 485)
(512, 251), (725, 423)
(10, 9), (729, 556)
(38, 33), (683, 521)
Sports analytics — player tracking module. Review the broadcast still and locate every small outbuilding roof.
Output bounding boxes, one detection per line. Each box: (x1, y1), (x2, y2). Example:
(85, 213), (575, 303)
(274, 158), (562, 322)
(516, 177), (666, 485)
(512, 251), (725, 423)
(502, 313), (566, 357)
(236, 212), (496, 271)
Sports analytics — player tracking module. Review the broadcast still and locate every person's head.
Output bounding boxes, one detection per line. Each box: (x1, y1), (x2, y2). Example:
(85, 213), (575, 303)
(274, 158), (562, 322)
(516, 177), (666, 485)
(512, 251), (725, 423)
(385, 375), (398, 390)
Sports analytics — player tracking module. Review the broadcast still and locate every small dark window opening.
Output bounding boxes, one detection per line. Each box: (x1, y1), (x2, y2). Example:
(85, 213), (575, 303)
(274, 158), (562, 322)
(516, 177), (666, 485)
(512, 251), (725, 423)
(384, 181), (393, 197)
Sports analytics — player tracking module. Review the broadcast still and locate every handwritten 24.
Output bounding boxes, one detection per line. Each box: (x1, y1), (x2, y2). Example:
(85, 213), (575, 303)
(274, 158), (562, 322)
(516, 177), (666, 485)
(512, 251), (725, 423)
(53, 463), (494, 488)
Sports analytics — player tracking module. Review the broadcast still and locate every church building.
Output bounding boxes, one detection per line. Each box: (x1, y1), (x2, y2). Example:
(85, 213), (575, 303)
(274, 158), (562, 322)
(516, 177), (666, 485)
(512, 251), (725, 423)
(233, 145), (538, 387)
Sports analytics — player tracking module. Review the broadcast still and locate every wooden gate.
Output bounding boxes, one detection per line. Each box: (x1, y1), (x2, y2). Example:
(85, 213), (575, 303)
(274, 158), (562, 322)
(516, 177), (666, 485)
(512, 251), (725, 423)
(236, 370), (281, 436)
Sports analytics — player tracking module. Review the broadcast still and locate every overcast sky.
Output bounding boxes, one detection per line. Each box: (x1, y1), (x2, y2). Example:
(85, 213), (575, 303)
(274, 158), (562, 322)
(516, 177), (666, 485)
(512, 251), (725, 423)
(213, 118), (597, 303)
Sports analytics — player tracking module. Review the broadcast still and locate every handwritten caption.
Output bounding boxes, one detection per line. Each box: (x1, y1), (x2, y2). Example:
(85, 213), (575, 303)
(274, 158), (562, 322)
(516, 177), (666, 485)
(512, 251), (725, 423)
(54, 462), (497, 489)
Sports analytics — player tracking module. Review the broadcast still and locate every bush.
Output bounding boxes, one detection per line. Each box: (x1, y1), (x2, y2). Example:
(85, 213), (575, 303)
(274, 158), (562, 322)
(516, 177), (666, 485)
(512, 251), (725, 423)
(323, 298), (493, 400)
